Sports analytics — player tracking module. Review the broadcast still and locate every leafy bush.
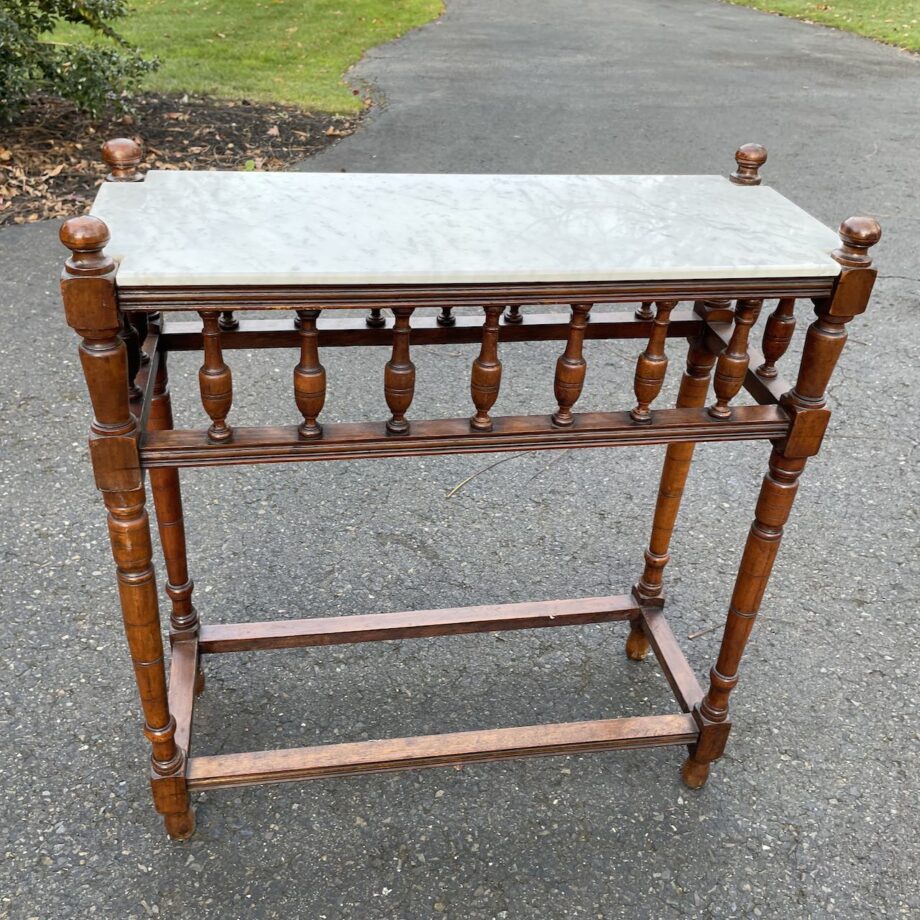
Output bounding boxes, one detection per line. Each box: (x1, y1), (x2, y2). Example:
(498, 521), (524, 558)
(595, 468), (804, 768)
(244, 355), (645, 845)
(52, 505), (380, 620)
(0, 1), (157, 121)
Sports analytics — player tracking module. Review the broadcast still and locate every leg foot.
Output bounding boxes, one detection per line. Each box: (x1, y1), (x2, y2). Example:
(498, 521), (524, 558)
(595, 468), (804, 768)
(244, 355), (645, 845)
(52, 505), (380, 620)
(625, 621), (651, 660)
(164, 806), (196, 840)
(681, 754), (711, 789)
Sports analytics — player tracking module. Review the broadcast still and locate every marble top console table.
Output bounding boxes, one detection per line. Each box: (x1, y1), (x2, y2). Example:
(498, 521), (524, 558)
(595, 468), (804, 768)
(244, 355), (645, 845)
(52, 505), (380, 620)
(59, 139), (881, 839)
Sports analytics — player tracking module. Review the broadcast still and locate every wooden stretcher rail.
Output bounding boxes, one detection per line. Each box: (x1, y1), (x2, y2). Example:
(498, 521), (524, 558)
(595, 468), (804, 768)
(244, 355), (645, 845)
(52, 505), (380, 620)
(159, 309), (702, 351)
(197, 594), (640, 654)
(140, 406), (790, 469)
(185, 713), (700, 789)
(168, 638), (198, 756)
(639, 608), (705, 713)
(116, 275), (837, 311)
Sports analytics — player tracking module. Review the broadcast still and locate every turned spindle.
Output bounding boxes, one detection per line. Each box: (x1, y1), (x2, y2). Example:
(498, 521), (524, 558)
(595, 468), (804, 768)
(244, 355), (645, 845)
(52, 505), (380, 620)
(756, 298), (796, 378)
(385, 307), (416, 434)
(551, 303), (592, 428)
(102, 137), (144, 183)
(294, 309), (326, 438)
(708, 298), (763, 418)
(366, 308), (386, 328)
(218, 311), (239, 331)
(437, 306), (457, 327)
(504, 305), (523, 325)
(630, 300), (676, 423)
(198, 311), (233, 441)
(470, 304), (504, 431)
(635, 301), (654, 321)
(729, 143), (767, 186)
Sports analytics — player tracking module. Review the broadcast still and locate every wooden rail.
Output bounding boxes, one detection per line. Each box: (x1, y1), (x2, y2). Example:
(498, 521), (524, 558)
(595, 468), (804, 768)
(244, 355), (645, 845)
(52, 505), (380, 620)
(168, 638), (198, 756)
(197, 595), (640, 654)
(159, 310), (703, 351)
(639, 608), (705, 712)
(186, 713), (699, 789)
(116, 275), (837, 310)
(140, 406), (790, 469)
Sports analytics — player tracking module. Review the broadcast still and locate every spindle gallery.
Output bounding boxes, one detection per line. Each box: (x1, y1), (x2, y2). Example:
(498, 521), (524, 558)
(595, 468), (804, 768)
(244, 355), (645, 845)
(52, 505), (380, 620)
(59, 138), (881, 838)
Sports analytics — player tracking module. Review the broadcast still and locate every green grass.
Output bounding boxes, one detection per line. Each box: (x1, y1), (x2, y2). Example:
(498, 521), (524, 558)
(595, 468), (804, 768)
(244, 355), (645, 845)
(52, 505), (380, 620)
(55, 0), (443, 112)
(728, 0), (920, 52)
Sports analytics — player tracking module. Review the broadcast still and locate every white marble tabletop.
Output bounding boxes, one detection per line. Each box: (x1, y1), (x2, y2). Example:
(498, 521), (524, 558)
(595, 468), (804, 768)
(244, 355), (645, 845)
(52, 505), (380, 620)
(89, 171), (841, 287)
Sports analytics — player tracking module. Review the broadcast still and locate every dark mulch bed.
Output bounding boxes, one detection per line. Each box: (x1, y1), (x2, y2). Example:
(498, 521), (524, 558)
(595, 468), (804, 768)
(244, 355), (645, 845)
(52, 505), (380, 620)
(0, 93), (359, 226)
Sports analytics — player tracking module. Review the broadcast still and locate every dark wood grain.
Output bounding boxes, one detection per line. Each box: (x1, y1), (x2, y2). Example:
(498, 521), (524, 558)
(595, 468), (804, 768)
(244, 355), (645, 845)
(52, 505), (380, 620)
(168, 638), (198, 756)
(709, 298), (763, 418)
(551, 303), (592, 427)
(704, 322), (789, 406)
(757, 298), (797, 378)
(630, 299), (676, 422)
(61, 150), (881, 836)
(639, 608), (704, 712)
(140, 406), (791, 469)
(631, 326), (719, 618)
(384, 306), (415, 434)
(186, 714), (699, 789)
(198, 311), (233, 441)
(159, 309), (704, 351)
(682, 216), (881, 790)
(147, 350), (198, 637)
(469, 304), (504, 431)
(293, 309), (326, 438)
(116, 276), (835, 311)
(198, 594), (639, 654)
(60, 214), (195, 839)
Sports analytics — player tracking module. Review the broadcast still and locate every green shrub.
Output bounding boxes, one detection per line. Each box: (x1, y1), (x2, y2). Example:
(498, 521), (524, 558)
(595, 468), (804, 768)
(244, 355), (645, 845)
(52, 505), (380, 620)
(0, 1), (157, 121)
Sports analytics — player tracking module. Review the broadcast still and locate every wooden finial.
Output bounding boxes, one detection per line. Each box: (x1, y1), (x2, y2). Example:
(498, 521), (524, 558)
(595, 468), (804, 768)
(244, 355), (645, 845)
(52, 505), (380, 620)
(730, 144), (767, 186)
(832, 216), (882, 267)
(60, 216), (113, 276)
(102, 137), (144, 182)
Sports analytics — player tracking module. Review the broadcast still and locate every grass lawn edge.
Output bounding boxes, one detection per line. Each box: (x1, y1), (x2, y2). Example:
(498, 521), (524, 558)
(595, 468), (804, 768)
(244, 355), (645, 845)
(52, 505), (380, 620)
(725, 0), (920, 55)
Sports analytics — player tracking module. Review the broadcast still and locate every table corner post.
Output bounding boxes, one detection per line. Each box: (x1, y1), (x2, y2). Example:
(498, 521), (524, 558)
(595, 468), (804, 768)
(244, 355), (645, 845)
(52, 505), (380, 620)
(683, 217), (881, 789)
(60, 216), (195, 839)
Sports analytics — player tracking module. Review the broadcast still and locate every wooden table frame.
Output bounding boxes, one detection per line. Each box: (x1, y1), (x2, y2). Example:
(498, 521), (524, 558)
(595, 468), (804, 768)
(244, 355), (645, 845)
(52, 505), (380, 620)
(59, 140), (881, 839)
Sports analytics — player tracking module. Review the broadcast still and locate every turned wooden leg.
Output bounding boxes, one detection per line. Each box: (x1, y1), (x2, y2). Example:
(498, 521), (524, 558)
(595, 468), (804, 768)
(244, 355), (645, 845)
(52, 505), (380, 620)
(682, 448), (804, 786)
(628, 326), (718, 659)
(683, 216), (881, 787)
(148, 352), (199, 639)
(147, 349), (203, 696)
(106, 486), (196, 836)
(60, 216), (194, 839)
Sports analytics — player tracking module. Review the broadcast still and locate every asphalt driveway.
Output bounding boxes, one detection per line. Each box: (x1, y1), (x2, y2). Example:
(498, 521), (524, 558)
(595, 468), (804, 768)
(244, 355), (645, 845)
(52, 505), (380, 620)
(2, 1), (919, 917)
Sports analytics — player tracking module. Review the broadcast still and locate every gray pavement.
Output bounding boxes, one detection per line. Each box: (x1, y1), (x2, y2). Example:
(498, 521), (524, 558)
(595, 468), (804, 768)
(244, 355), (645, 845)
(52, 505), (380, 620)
(2, 1), (919, 917)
